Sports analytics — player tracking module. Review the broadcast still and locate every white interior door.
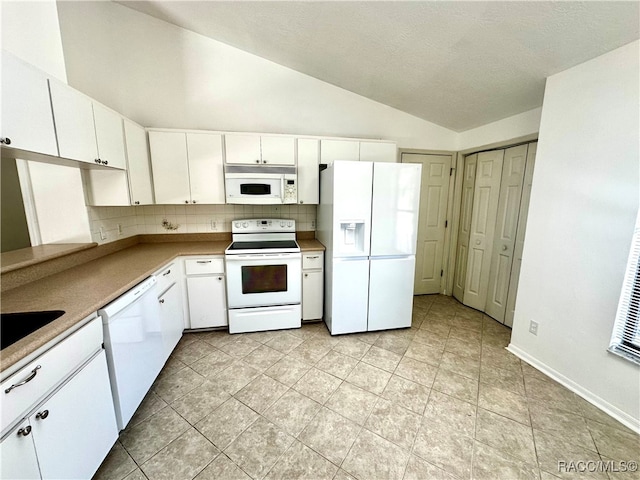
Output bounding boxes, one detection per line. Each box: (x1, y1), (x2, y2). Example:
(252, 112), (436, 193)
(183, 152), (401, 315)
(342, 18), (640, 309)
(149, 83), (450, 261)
(463, 150), (504, 310)
(485, 144), (528, 323)
(452, 154), (477, 302)
(505, 142), (537, 327)
(402, 153), (452, 294)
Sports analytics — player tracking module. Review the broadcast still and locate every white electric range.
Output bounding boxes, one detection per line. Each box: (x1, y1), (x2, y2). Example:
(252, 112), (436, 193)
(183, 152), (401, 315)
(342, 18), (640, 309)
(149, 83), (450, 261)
(224, 219), (302, 334)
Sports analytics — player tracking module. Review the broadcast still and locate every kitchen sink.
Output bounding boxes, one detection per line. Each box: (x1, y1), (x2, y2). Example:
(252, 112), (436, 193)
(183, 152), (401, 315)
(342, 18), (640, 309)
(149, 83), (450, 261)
(1, 310), (65, 350)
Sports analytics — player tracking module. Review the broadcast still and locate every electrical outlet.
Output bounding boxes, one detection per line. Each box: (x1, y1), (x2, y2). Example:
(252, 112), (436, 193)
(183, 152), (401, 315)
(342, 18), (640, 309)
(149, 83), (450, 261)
(99, 227), (107, 241)
(211, 220), (217, 231)
(529, 320), (539, 335)
(117, 224), (123, 235)
(311, 220), (316, 229)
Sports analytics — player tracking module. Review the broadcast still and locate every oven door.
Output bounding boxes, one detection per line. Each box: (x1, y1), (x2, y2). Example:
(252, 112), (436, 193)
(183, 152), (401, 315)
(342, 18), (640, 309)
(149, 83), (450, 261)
(225, 253), (301, 308)
(225, 174), (284, 204)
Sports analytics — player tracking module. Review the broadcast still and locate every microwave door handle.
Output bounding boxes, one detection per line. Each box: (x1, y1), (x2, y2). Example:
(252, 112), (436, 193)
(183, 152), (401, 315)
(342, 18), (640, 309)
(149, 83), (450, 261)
(280, 176), (285, 203)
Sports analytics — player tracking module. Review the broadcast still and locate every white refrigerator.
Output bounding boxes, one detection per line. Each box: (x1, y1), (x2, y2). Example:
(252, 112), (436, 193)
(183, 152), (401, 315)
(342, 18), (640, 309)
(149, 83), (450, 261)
(317, 161), (422, 334)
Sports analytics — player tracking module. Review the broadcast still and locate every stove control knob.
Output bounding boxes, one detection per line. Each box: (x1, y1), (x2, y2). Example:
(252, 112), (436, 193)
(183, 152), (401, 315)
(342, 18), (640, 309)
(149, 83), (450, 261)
(280, 221), (285, 227)
(242, 222), (248, 228)
(234, 222), (241, 228)
(287, 221), (293, 227)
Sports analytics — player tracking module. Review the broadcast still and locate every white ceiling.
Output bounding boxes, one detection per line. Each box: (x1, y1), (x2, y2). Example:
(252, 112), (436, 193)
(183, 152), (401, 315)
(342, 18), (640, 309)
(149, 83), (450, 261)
(117, 1), (640, 132)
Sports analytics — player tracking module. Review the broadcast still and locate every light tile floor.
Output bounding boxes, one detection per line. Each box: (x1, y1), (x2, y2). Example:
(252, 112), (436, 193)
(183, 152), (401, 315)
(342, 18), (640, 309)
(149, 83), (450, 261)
(94, 295), (640, 480)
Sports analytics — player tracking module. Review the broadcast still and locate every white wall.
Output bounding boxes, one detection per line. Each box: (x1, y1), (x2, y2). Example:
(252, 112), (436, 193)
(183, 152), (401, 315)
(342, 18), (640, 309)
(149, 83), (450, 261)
(56, 1), (457, 151)
(1, 0), (91, 245)
(457, 107), (541, 152)
(509, 41), (640, 429)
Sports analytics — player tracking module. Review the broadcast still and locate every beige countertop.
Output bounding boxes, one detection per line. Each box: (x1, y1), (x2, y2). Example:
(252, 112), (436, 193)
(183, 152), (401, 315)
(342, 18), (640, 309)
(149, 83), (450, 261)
(1, 238), (325, 374)
(1, 243), (98, 274)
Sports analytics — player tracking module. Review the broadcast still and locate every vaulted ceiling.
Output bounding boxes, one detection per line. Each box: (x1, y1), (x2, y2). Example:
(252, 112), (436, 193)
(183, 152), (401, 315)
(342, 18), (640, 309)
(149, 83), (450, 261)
(116, 1), (639, 131)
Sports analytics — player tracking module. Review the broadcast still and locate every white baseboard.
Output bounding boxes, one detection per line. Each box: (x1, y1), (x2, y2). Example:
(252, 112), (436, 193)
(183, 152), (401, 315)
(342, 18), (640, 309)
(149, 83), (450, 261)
(507, 343), (640, 434)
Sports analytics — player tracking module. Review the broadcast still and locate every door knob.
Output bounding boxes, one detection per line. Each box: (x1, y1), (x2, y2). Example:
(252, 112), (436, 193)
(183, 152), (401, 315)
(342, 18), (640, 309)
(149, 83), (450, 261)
(502, 245), (508, 251)
(475, 240), (481, 245)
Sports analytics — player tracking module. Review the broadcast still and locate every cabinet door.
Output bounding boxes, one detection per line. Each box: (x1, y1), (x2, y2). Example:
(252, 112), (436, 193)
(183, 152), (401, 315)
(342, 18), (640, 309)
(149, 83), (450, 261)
(302, 270), (323, 320)
(83, 169), (131, 206)
(159, 283), (184, 358)
(0, 420), (41, 480)
(31, 351), (118, 480)
(93, 104), (126, 169)
(225, 134), (261, 165)
(297, 138), (319, 204)
(320, 139), (359, 165)
(261, 136), (295, 165)
(124, 119), (154, 205)
(48, 79), (98, 164)
(149, 131), (191, 204)
(359, 142), (396, 163)
(1, 51), (57, 157)
(186, 275), (227, 329)
(186, 133), (225, 204)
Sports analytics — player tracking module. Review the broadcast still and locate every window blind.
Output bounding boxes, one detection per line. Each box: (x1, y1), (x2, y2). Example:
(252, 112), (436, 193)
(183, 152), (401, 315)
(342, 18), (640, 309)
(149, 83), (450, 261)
(608, 223), (640, 365)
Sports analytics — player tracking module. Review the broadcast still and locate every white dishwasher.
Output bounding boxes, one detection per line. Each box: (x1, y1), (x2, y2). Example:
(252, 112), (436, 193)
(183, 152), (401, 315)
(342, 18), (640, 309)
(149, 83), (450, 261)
(99, 276), (163, 431)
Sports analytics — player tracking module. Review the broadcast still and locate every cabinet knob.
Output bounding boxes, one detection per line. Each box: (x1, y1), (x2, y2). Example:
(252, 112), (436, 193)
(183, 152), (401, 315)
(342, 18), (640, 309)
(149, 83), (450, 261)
(192, 200), (197, 204)
(185, 200), (189, 204)
(36, 410), (49, 420)
(163, 269), (171, 276)
(304, 273), (308, 277)
(300, 201), (304, 204)
(262, 160), (267, 164)
(218, 277), (222, 280)
(256, 159), (260, 163)
(103, 160), (109, 166)
(0, 137), (11, 145)
(135, 201), (140, 205)
(95, 159), (100, 164)
(159, 299), (165, 304)
(17, 426), (32, 437)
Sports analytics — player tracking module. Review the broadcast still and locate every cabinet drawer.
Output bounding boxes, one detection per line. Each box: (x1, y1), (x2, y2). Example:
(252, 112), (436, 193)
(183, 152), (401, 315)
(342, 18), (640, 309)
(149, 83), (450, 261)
(155, 262), (177, 294)
(1, 316), (102, 434)
(302, 252), (324, 270)
(185, 257), (224, 275)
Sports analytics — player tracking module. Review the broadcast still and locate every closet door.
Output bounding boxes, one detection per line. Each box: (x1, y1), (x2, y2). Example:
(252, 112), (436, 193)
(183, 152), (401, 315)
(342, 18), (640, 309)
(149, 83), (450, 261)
(485, 144), (528, 323)
(463, 150), (504, 310)
(452, 154), (477, 302)
(504, 142), (537, 327)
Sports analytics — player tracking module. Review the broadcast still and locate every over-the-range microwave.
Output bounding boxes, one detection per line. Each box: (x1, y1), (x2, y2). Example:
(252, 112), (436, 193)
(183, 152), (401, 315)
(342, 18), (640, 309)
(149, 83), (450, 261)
(224, 165), (298, 204)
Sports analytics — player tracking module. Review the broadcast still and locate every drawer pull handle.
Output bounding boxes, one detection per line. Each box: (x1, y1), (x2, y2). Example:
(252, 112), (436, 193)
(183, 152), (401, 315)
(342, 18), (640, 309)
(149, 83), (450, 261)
(5, 365), (41, 394)
(17, 426), (32, 437)
(163, 269), (171, 276)
(307, 256), (319, 259)
(196, 260), (212, 264)
(36, 410), (49, 420)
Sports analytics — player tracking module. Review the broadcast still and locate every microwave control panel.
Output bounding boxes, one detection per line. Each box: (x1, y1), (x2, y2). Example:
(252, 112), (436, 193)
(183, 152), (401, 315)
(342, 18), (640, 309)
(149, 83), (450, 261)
(283, 177), (297, 204)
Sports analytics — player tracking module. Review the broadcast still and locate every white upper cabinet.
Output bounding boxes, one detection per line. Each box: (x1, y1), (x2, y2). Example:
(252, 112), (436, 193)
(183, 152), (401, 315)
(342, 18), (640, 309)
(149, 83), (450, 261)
(260, 136), (295, 165)
(225, 134), (295, 165)
(149, 131), (191, 204)
(1, 51), (58, 157)
(359, 141), (396, 163)
(92, 103), (126, 169)
(49, 79), (98, 165)
(297, 138), (319, 204)
(320, 139), (360, 165)
(149, 130), (225, 204)
(124, 119), (154, 205)
(225, 134), (261, 165)
(186, 133), (225, 204)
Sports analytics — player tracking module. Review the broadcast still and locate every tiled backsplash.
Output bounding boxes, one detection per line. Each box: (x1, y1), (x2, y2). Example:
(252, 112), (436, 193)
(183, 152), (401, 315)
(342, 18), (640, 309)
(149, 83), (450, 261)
(87, 204), (317, 244)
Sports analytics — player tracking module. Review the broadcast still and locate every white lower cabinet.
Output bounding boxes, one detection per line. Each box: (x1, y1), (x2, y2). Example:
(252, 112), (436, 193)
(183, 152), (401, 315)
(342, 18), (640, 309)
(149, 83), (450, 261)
(302, 251), (324, 321)
(184, 256), (227, 329)
(0, 350), (118, 480)
(155, 262), (184, 357)
(1, 420), (40, 480)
